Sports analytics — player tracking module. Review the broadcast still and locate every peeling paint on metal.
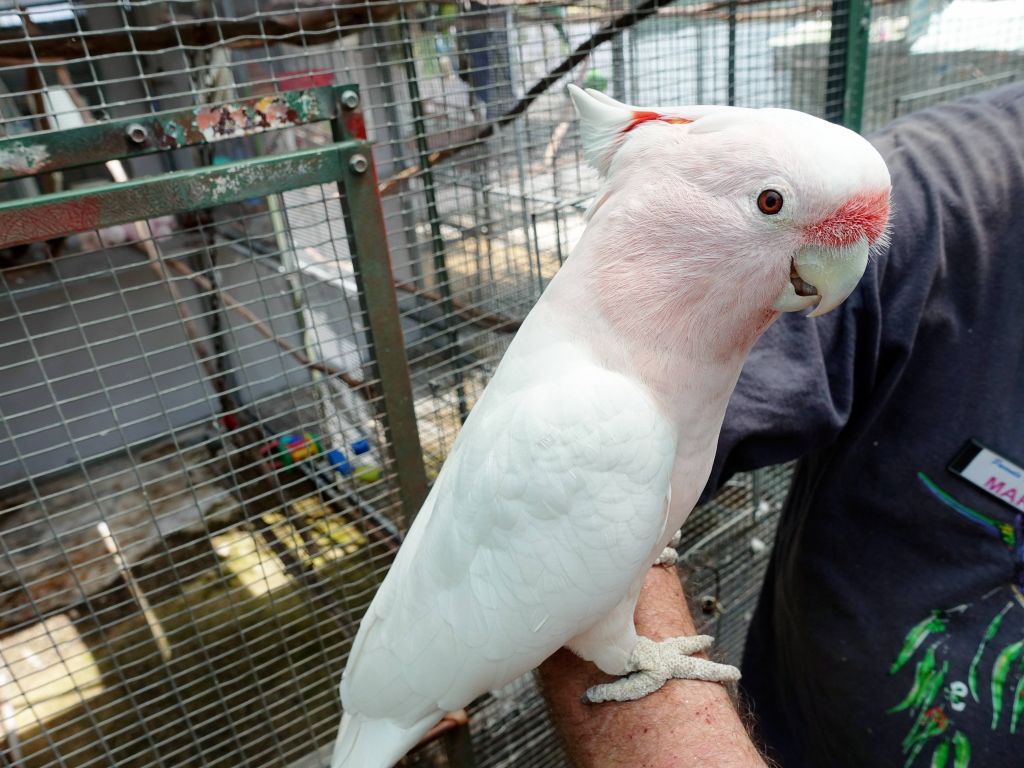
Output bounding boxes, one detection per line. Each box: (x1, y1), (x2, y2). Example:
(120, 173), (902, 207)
(210, 175), (238, 197)
(0, 87), (338, 181)
(159, 120), (188, 150)
(186, 91), (324, 144)
(0, 196), (101, 245)
(0, 143), (51, 175)
(200, 155), (320, 200)
(0, 142), (357, 249)
(344, 111), (367, 140)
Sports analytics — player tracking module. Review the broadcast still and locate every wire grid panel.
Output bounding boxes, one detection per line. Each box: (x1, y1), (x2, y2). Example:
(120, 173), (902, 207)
(0, 148), (404, 768)
(2, 1), (1024, 767)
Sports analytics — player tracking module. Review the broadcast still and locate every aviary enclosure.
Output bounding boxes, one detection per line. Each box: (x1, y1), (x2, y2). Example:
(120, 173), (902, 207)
(0, 0), (1020, 765)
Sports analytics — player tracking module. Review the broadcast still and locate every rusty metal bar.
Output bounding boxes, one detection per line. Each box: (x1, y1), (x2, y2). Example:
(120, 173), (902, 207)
(331, 90), (429, 530)
(0, 143), (362, 249)
(0, 87), (336, 181)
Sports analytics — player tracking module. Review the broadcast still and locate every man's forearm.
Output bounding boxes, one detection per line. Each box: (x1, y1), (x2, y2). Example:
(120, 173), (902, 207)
(538, 566), (767, 768)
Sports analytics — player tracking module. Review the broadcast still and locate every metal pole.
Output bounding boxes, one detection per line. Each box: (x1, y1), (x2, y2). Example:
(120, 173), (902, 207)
(825, 0), (872, 131)
(695, 23), (706, 104)
(727, 0), (738, 106)
(397, 9), (470, 424)
(825, 0), (849, 123)
(611, 0), (628, 102)
(331, 91), (430, 530)
(843, 0), (873, 132)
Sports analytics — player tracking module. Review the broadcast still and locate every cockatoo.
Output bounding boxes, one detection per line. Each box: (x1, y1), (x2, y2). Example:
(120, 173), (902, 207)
(331, 85), (891, 767)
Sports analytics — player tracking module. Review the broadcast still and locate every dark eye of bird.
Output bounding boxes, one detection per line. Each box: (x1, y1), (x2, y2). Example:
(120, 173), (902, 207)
(757, 189), (784, 215)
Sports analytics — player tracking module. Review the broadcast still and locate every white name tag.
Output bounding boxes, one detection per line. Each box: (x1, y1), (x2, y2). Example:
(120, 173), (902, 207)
(949, 440), (1024, 512)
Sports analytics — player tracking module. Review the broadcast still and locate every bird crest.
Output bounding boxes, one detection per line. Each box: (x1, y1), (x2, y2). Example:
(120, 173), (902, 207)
(568, 85), (722, 176)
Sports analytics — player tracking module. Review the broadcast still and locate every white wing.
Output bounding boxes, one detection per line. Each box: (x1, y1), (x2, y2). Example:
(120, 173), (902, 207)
(341, 364), (676, 728)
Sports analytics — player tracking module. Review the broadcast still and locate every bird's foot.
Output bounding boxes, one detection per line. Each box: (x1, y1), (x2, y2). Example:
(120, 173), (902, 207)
(654, 529), (682, 567)
(582, 636), (740, 703)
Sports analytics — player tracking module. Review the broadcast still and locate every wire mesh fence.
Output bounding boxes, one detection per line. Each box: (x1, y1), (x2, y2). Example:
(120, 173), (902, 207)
(0, 1), (1022, 766)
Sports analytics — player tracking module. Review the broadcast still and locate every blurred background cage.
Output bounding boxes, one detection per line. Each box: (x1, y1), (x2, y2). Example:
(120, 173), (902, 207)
(0, 0), (1021, 766)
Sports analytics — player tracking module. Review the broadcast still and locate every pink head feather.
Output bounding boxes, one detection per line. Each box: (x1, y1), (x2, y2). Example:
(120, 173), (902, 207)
(564, 85), (892, 365)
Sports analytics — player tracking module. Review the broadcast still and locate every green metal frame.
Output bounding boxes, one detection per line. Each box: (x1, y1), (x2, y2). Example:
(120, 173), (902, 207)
(841, 0), (872, 132)
(0, 87), (337, 181)
(0, 85), (429, 529)
(825, 0), (873, 132)
(331, 98), (431, 529)
(0, 146), (351, 246)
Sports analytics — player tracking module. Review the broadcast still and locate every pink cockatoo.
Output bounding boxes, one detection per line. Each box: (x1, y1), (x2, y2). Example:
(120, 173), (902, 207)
(331, 85), (891, 768)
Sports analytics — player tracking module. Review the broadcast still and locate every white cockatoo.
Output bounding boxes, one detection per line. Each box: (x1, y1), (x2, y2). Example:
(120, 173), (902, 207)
(331, 85), (891, 767)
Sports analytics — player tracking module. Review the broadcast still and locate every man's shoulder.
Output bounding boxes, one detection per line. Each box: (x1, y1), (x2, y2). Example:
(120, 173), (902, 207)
(867, 83), (1024, 297)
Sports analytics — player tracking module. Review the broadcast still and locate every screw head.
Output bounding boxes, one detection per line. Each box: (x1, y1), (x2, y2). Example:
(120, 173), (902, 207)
(126, 123), (148, 144)
(341, 90), (360, 109)
(349, 154), (369, 174)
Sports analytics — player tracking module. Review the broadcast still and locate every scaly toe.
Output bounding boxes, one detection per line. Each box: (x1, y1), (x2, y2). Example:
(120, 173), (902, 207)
(583, 669), (666, 704)
(662, 634), (715, 655)
(667, 655), (741, 683)
(630, 636), (740, 682)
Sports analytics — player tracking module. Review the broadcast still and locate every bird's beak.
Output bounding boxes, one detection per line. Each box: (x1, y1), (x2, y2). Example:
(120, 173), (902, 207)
(771, 237), (870, 317)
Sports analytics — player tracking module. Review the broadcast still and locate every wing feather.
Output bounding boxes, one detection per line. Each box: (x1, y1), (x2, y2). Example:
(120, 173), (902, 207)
(341, 365), (676, 727)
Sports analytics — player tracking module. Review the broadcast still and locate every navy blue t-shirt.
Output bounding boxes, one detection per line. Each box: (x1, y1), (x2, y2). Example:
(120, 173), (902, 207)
(708, 84), (1024, 767)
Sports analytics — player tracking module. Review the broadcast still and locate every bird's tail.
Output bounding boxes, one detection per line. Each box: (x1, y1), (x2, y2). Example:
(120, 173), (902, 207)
(330, 711), (438, 768)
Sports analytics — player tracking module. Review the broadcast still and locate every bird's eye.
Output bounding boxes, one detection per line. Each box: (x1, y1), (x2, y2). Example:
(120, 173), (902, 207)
(757, 189), (784, 215)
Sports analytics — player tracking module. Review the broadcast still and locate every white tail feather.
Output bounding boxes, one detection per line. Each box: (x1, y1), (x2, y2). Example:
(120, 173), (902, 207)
(330, 711), (439, 768)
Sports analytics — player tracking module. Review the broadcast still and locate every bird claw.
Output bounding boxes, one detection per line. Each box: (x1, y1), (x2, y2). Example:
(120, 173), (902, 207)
(654, 546), (679, 567)
(582, 635), (740, 704)
(653, 529), (683, 567)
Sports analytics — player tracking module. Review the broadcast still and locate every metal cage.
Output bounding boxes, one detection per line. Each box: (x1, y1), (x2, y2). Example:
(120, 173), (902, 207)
(0, 0), (1021, 766)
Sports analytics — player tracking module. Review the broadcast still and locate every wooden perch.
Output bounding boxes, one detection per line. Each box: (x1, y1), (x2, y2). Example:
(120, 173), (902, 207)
(97, 521), (173, 663)
(416, 709), (470, 749)
(0, 4), (398, 63)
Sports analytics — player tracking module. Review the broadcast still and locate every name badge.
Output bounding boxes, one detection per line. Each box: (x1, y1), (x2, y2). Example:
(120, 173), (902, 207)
(949, 440), (1024, 513)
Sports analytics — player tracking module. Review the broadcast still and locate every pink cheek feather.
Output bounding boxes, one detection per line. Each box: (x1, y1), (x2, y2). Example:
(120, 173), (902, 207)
(804, 189), (890, 247)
